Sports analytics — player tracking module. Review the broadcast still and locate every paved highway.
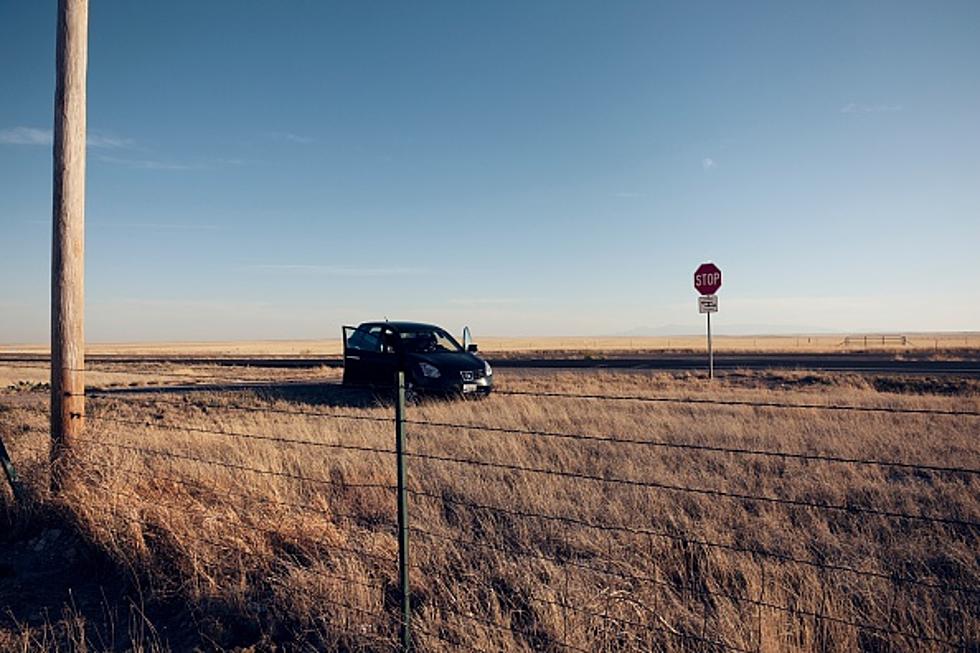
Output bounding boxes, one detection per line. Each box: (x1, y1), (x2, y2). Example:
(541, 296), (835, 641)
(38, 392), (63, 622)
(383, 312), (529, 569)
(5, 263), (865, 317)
(2, 353), (978, 376)
(495, 355), (980, 376)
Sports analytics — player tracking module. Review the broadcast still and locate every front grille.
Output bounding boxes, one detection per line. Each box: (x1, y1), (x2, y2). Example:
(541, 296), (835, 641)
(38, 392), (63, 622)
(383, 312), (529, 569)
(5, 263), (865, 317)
(461, 370), (483, 382)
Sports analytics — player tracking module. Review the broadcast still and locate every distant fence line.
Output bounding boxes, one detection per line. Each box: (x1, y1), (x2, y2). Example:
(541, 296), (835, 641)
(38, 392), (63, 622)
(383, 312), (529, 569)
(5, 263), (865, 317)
(842, 335), (908, 347)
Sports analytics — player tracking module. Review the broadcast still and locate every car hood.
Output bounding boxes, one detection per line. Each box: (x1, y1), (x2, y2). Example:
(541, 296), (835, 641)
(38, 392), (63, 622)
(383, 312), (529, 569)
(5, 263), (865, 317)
(405, 351), (485, 373)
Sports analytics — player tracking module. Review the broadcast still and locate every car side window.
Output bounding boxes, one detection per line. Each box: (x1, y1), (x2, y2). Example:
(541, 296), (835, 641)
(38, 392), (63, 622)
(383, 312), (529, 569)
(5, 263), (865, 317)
(381, 329), (398, 354)
(347, 326), (382, 353)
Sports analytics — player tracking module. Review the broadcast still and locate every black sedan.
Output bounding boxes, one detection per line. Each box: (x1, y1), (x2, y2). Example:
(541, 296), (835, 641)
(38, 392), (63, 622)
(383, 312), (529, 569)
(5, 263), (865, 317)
(342, 321), (493, 396)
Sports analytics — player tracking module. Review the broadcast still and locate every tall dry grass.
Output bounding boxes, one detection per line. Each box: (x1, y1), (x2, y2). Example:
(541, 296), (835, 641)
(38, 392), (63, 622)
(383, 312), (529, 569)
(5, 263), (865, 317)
(1, 370), (978, 651)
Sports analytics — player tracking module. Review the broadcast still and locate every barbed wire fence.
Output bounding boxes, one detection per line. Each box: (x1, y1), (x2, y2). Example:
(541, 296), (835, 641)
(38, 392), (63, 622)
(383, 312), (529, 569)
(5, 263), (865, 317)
(1, 364), (979, 651)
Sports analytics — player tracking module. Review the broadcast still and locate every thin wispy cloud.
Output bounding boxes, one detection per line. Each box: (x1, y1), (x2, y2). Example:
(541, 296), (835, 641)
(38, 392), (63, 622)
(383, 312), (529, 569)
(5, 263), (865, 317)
(88, 133), (135, 148)
(212, 157), (248, 166)
(448, 298), (525, 306)
(0, 126), (133, 148)
(249, 264), (426, 277)
(702, 157), (716, 171)
(106, 222), (222, 231)
(96, 155), (199, 171)
(2, 126), (251, 171)
(114, 298), (274, 312)
(0, 127), (51, 145)
(840, 103), (903, 114)
(25, 218), (221, 232)
(95, 155), (247, 171)
(267, 131), (314, 144)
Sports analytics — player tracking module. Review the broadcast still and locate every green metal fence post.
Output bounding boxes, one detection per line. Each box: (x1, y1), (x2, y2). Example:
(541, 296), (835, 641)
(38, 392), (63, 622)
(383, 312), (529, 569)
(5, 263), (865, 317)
(0, 432), (23, 503)
(395, 371), (412, 651)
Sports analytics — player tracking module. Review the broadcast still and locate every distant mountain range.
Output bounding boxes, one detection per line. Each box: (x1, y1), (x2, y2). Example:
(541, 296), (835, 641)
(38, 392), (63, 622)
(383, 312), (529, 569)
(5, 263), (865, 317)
(612, 324), (841, 337)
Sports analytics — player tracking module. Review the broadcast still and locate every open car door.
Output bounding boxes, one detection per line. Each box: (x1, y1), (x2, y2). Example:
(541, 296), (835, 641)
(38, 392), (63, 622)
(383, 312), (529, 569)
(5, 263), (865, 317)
(342, 325), (367, 385)
(343, 324), (395, 387)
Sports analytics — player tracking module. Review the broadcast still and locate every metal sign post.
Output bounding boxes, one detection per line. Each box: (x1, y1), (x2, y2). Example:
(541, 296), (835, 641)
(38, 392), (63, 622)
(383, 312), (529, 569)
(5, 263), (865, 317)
(694, 263), (722, 380)
(698, 294), (718, 378)
(708, 311), (713, 379)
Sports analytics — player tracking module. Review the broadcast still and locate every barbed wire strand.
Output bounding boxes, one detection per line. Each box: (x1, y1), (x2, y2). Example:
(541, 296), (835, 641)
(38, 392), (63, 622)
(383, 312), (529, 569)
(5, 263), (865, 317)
(6, 382), (977, 650)
(79, 488), (405, 650)
(78, 459), (395, 532)
(57, 368), (392, 392)
(411, 621), (505, 653)
(405, 489), (978, 594)
(406, 418), (980, 476)
(9, 416), (980, 528)
(76, 395), (980, 478)
(524, 587), (755, 653)
(75, 453), (979, 645)
(431, 603), (593, 653)
(84, 506), (388, 602)
(78, 384), (980, 418)
(410, 526), (967, 649)
(81, 415), (980, 528)
(54, 449), (980, 596)
(492, 388), (980, 418)
(438, 593), (763, 653)
(85, 481), (398, 574)
(48, 418), (980, 531)
(1, 362), (324, 386)
(85, 393), (395, 425)
(425, 576), (756, 653)
(84, 470), (704, 651)
(61, 462), (976, 651)
(72, 436), (397, 492)
(11, 399), (980, 478)
(86, 415), (396, 457)
(404, 449), (980, 529)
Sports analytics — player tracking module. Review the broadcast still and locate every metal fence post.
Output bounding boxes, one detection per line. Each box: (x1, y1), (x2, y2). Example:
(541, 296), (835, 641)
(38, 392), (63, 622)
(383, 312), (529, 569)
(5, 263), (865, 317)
(395, 371), (412, 651)
(0, 433), (23, 503)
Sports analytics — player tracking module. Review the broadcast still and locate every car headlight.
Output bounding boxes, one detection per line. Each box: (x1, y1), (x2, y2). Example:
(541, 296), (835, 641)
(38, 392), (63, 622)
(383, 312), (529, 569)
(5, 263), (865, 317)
(484, 360), (492, 376)
(418, 362), (441, 379)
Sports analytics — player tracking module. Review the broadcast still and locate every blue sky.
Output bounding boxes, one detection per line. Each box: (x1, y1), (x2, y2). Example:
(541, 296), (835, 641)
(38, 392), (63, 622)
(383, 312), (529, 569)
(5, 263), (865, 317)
(1, 1), (978, 342)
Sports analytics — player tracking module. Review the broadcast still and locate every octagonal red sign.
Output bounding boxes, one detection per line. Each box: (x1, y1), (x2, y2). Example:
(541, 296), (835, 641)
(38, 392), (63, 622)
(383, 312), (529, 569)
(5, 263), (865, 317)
(694, 263), (722, 295)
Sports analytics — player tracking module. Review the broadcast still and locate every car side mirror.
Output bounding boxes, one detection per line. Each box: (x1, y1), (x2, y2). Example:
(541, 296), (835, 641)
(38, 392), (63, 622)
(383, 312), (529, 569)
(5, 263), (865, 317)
(467, 343), (479, 353)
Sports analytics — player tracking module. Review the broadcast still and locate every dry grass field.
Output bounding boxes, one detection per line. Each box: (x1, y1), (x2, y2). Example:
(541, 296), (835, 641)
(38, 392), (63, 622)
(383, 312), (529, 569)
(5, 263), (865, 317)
(0, 362), (334, 393)
(1, 331), (978, 358)
(1, 364), (978, 651)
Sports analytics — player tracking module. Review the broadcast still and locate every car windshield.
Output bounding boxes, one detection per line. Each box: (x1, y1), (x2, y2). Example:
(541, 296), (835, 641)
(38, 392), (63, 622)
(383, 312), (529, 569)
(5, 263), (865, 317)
(399, 327), (463, 354)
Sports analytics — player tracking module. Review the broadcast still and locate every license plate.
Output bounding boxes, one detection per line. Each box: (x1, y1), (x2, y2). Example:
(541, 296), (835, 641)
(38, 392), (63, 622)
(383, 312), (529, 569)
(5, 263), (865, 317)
(462, 383), (478, 393)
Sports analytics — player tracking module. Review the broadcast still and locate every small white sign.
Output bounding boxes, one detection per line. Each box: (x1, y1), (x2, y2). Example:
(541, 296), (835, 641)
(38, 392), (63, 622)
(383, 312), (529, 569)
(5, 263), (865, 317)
(698, 294), (718, 314)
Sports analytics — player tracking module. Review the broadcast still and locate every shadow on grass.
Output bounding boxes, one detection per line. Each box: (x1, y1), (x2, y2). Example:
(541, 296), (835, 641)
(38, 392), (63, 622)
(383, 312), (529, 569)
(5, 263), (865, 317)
(92, 380), (478, 409)
(91, 381), (390, 409)
(0, 489), (204, 652)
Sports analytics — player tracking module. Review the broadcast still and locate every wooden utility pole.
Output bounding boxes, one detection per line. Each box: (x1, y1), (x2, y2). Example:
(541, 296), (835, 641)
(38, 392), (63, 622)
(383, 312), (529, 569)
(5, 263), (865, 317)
(50, 0), (88, 489)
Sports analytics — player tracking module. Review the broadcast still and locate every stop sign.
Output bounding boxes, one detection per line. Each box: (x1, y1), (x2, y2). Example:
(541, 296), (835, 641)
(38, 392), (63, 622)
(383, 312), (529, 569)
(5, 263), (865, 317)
(694, 263), (722, 295)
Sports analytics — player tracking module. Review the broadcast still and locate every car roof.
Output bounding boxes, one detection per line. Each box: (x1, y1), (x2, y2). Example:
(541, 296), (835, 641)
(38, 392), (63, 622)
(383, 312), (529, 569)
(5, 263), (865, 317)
(358, 321), (442, 332)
